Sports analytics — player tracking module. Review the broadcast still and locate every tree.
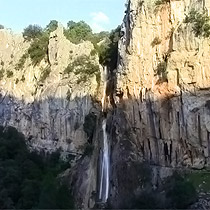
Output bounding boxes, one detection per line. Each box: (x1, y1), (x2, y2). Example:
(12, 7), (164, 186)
(65, 21), (93, 44)
(23, 24), (43, 41)
(45, 20), (58, 33)
(0, 24), (4, 29)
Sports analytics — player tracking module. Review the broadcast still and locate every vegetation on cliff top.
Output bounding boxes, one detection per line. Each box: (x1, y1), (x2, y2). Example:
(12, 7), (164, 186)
(0, 126), (74, 209)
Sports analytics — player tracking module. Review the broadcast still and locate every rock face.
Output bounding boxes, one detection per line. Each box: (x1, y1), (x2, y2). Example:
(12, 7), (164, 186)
(0, 26), (102, 153)
(106, 0), (210, 207)
(116, 0), (210, 169)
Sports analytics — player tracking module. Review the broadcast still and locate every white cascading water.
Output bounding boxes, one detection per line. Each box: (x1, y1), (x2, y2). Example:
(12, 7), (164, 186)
(98, 66), (110, 203)
(99, 119), (110, 202)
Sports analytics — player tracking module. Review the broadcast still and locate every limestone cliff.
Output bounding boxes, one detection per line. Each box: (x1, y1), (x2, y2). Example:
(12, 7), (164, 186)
(106, 0), (210, 207)
(0, 26), (102, 153)
(116, 0), (210, 169)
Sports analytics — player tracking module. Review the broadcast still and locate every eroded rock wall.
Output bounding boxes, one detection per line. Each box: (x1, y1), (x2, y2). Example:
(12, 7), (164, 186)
(0, 26), (102, 153)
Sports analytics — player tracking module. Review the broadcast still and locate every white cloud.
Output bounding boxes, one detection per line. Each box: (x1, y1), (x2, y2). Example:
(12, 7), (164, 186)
(90, 12), (110, 24)
(90, 12), (110, 32)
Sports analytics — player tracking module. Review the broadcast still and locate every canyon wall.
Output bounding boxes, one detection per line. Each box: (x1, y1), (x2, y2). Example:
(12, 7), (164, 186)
(0, 26), (102, 153)
(107, 0), (210, 207)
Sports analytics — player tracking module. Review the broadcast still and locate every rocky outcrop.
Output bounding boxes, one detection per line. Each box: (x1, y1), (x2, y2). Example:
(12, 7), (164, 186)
(0, 26), (102, 153)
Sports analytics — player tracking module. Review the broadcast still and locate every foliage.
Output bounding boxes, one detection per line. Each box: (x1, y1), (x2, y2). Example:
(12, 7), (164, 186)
(165, 172), (197, 209)
(6, 70), (13, 78)
(155, 0), (170, 7)
(64, 21), (92, 44)
(0, 68), (4, 80)
(155, 61), (168, 82)
(21, 75), (25, 82)
(184, 9), (210, 37)
(23, 24), (43, 41)
(83, 112), (97, 142)
(151, 37), (162, 47)
(28, 33), (49, 65)
(132, 191), (160, 209)
(15, 53), (28, 70)
(64, 55), (100, 84)
(39, 66), (51, 83)
(0, 126), (74, 209)
(186, 171), (210, 193)
(0, 24), (4, 29)
(96, 26), (120, 70)
(83, 143), (94, 157)
(45, 20), (58, 33)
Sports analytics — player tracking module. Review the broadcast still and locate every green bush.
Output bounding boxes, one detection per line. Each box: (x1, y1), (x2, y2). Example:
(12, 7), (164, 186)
(0, 24), (4, 29)
(23, 24), (43, 41)
(28, 33), (49, 65)
(0, 68), (4, 80)
(15, 53), (28, 70)
(155, 61), (168, 82)
(45, 20), (58, 33)
(184, 9), (210, 37)
(39, 66), (51, 83)
(83, 112), (97, 142)
(0, 126), (74, 209)
(64, 55), (100, 84)
(155, 0), (170, 7)
(6, 70), (13, 78)
(83, 143), (94, 157)
(21, 75), (25, 82)
(64, 21), (92, 44)
(165, 172), (197, 209)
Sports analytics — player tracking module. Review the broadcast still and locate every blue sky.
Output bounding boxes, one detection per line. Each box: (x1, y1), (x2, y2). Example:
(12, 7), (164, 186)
(0, 0), (126, 33)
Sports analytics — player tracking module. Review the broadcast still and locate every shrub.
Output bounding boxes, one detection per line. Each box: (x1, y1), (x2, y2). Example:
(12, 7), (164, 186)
(151, 37), (162, 47)
(45, 20), (58, 33)
(83, 112), (97, 142)
(21, 75), (25, 82)
(39, 66), (51, 83)
(28, 33), (49, 65)
(1, 61), (4, 66)
(0, 24), (4, 29)
(64, 21), (92, 44)
(155, 0), (170, 7)
(155, 61), (168, 82)
(97, 26), (120, 70)
(15, 53), (28, 70)
(64, 55), (100, 84)
(90, 49), (97, 56)
(15, 78), (19, 84)
(165, 172), (197, 209)
(184, 9), (210, 37)
(6, 70), (13, 78)
(23, 24), (43, 41)
(83, 143), (94, 157)
(0, 68), (4, 80)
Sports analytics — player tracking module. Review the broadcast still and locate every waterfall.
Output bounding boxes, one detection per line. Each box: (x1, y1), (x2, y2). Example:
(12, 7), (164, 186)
(99, 119), (110, 203)
(98, 66), (110, 204)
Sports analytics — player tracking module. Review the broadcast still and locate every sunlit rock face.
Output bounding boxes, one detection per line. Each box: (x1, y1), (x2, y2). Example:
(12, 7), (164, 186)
(0, 26), (102, 153)
(107, 0), (210, 207)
